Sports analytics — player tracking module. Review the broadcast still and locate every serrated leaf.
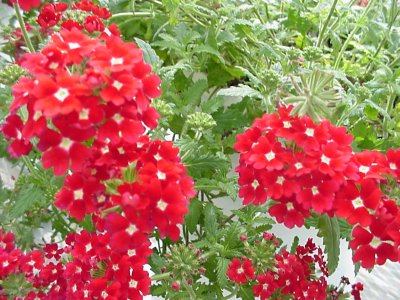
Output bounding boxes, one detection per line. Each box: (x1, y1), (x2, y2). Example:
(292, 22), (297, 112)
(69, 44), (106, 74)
(317, 214), (340, 274)
(204, 203), (217, 238)
(9, 183), (44, 219)
(134, 38), (162, 70)
(223, 222), (241, 249)
(184, 153), (230, 174)
(290, 236), (300, 254)
(181, 79), (208, 110)
(216, 257), (229, 287)
(217, 84), (261, 99)
(185, 198), (202, 233)
(201, 95), (224, 114)
(192, 45), (225, 63)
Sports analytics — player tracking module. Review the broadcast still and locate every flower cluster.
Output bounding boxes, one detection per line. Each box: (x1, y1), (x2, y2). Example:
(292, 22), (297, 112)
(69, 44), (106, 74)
(0, 3), (195, 298)
(0, 230), (152, 299)
(227, 236), (328, 300)
(37, 0), (112, 33)
(235, 106), (400, 269)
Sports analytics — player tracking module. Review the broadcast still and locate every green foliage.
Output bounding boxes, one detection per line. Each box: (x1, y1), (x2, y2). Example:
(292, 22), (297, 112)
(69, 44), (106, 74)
(317, 214), (341, 275)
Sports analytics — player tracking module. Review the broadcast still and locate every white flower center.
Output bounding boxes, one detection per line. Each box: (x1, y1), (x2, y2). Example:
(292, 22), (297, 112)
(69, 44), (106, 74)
(111, 57), (123, 65)
(54, 88), (69, 102)
(359, 165), (370, 174)
(251, 180), (259, 189)
(68, 42), (80, 49)
(352, 197), (364, 209)
(321, 154), (330, 165)
(276, 176), (284, 184)
(113, 113), (123, 123)
(127, 249), (136, 256)
(283, 121), (291, 128)
(265, 151), (275, 161)
(295, 162), (303, 170)
(79, 109), (89, 120)
(73, 189), (84, 199)
(60, 138), (73, 151)
(85, 243), (92, 252)
(157, 171), (166, 180)
(126, 224), (138, 235)
(157, 199), (168, 211)
(286, 202), (294, 210)
(305, 128), (314, 137)
(129, 279), (138, 288)
(390, 163), (397, 170)
(112, 80), (123, 90)
(311, 186), (319, 195)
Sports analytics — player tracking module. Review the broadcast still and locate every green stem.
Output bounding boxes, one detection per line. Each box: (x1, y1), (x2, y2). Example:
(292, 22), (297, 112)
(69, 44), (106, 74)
(13, 3), (34, 53)
(364, 0), (398, 76)
(151, 272), (172, 281)
(317, 0), (339, 47)
(222, 285), (240, 300)
(248, 0), (277, 43)
(333, 0), (376, 70)
(383, 91), (396, 139)
(181, 279), (196, 299)
(109, 11), (154, 20)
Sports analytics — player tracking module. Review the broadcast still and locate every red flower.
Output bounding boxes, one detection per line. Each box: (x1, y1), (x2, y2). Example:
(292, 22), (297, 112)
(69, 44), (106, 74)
(13, 0), (41, 11)
(33, 72), (90, 117)
(269, 197), (310, 228)
(55, 173), (106, 220)
(1, 114), (32, 157)
(226, 257), (255, 284)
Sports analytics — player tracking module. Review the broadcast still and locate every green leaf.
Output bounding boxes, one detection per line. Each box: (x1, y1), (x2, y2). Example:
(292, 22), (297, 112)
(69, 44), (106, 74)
(184, 153), (230, 176)
(192, 45), (225, 63)
(290, 236), (300, 254)
(216, 257), (230, 287)
(201, 96), (224, 114)
(204, 203), (218, 238)
(181, 79), (208, 110)
(9, 183), (44, 219)
(237, 285), (254, 300)
(134, 38), (162, 70)
(217, 84), (262, 99)
(185, 198), (202, 233)
(317, 214), (340, 274)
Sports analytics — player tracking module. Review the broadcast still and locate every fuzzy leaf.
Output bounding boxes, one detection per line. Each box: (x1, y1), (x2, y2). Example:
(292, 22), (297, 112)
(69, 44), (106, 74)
(317, 214), (340, 274)
(217, 84), (261, 99)
(204, 203), (218, 238)
(216, 257), (230, 287)
(201, 96), (224, 114)
(192, 45), (225, 63)
(9, 183), (44, 220)
(185, 198), (202, 234)
(134, 38), (162, 70)
(181, 79), (208, 110)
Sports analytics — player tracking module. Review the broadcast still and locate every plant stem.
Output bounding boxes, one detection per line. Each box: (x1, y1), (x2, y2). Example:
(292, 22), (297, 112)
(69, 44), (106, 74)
(222, 285), (239, 300)
(248, 0), (277, 43)
(333, 0), (376, 70)
(383, 91), (396, 139)
(13, 3), (34, 53)
(182, 280), (196, 299)
(151, 272), (171, 281)
(109, 11), (154, 20)
(317, 0), (339, 47)
(364, 0), (398, 76)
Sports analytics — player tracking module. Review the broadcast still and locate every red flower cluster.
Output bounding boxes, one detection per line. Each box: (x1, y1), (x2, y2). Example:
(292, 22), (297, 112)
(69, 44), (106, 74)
(235, 106), (400, 269)
(0, 230), (152, 299)
(37, 0), (112, 33)
(1, 5), (195, 298)
(227, 238), (328, 300)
